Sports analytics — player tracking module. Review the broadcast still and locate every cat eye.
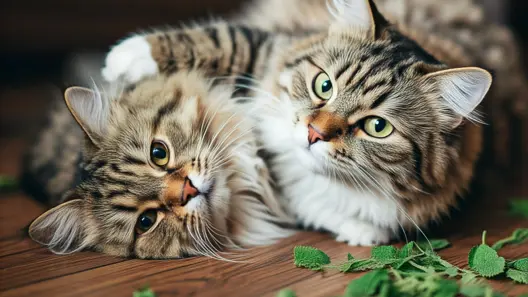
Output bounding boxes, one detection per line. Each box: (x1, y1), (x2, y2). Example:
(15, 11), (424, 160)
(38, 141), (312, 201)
(150, 141), (169, 167)
(312, 72), (333, 100)
(363, 117), (394, 138)
(136, 209), (158, 234)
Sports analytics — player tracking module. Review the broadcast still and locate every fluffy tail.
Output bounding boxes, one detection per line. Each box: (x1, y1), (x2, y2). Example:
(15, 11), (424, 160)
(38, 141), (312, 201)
(20, 52), (106, 206)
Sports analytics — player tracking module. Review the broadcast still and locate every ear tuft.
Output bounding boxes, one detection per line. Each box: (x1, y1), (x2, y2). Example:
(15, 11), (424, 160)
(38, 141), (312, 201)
(424, 67), (492, 127)
(327, 0), (390, 39)
(29, 199), (90, 254)
(64, 86), (109, 145)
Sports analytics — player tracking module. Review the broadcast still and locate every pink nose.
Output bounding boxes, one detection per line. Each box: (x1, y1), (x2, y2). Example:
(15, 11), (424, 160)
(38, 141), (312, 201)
(181, 178), (199, 204)
(308, 124), (327, 145)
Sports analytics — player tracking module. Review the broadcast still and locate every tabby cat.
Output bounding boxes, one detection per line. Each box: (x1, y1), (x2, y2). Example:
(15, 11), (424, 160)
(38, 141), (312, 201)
(101, 0), (491, 245)
(28, 71), (294, 258)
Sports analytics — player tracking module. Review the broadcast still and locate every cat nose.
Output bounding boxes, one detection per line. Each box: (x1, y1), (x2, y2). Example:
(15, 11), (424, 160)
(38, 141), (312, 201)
(181, 178), (199, 205)
(308, 124), (327, 145)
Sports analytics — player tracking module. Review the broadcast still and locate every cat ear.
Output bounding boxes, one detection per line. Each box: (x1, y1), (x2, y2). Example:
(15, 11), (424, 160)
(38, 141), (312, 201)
(64, 86), (109, 145)
(29, 199), (91, 254)
(423, 67), (492, 128)
(328, 0), (390, 39)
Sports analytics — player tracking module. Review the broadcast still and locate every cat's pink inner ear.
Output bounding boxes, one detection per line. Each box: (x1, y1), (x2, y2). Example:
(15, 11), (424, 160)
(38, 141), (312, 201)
(64, 86), (109, 145)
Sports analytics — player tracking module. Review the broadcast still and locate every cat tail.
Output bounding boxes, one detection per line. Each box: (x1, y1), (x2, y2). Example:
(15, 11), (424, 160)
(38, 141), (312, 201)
(20, 52), (106, 206)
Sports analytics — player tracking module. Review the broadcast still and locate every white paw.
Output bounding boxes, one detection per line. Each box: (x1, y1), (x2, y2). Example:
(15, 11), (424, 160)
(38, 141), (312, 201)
(335, 220), (391, 246)
(102, 35), (158, 84)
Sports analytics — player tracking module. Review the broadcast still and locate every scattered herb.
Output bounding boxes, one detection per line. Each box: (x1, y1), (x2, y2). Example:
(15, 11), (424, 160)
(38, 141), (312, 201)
(276, 288), (297, 297)
(468, 231), (505, 277)
(509, 200), (528, 218)
(133, 287), (156, 297)
(293, 246), (330, 270)
(288, 230), (527, 297)
(0, 175), (18, 192)
(491, 228), (528, 251)
(417, 239), (451, 251)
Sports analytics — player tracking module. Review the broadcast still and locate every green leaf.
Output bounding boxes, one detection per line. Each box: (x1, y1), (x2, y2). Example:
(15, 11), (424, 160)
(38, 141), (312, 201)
(398, 242), (415, 258)
(344, 270), (389, 297)
(133, 287), (156, 297)
(460, 285), (486, 297)
(491, 228), (528, 251)
(276, 289), (296, 297)
(341, 259), (385, 272)
(506, 269), (528, 284)
(509, 199), (528, 218)
(0, 175), (18, 192)
(445, 267), (458, 277)
(433, 279), (458, 297)
(460, 272), (479, 285)
(417, 239), (451, 251)
(511, 258), (528, 271)
(468, 244), (506, 277)
(371, 246), (398, 264)
(293, 246), (330, 270)
(347, 253), (354, 261)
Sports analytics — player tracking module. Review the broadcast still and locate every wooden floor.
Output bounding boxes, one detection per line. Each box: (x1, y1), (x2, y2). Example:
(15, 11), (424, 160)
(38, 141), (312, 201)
(1, 85), (527, 297)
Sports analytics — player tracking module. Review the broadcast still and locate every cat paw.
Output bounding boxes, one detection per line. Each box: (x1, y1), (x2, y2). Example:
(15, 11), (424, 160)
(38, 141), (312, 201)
(102, 35), (158, 84)
(335, 221), (390, 246)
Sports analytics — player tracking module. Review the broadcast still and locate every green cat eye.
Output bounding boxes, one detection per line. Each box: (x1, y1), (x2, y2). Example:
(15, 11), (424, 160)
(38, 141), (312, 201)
(136, 209), (158, 234)
(363, 117), (394, 138)
(151, 141), (169, 167)
(312, 72), (333, 100)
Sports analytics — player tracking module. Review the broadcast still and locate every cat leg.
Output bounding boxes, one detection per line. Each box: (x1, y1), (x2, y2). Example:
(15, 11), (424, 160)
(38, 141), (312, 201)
(102, 23), (274, 85)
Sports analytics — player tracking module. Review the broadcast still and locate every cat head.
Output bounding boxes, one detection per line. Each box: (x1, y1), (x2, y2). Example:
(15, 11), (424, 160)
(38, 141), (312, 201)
(269, 0), (492, 195)
(29, 72), (254, 259)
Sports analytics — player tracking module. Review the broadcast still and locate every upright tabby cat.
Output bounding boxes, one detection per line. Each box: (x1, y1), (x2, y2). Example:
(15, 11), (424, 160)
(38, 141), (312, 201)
(101, 0), (491, 245)
(28, 71), (293, 258)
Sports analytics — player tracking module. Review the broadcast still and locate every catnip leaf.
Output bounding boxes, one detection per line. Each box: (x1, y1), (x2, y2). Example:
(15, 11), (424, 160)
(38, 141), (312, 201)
(133, 287), (156, 297)
(417, 239), (451, 251)
(509, 199), (528, 218)
(293, 246), (330, 270)
(491, 228), (528, 250)
(433, 279), (458, 297)
(445, 267), (458, 277)
(371, 246), (398, 264)
(460, 272), (479, 285)
(468, 244), (506, 277)
(344, 269), (389, 297)
(398, 242), (415, 258)
(460, 285), (486, 297)
(0, 175), (18, 192)
(511, 258), (528, 271)
(506, 269), (528, 284)
(341, 259), (384, 272)
(276, 289), (296, 297)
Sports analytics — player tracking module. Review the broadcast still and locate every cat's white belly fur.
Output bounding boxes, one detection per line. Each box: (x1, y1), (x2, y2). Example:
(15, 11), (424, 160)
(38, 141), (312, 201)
(253, 92), (400, 246)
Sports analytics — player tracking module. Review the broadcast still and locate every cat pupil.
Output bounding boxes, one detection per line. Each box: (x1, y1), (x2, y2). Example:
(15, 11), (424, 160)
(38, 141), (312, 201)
(321, 80), (332, 93)
(374, 119), (386, 132)
(139, 215), (153, 229)
(152, 148), (166, 159)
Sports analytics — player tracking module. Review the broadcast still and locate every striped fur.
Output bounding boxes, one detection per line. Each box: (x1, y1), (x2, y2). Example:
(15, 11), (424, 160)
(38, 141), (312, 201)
(101, 0), (492, 245)
(28, 72), (294, 258)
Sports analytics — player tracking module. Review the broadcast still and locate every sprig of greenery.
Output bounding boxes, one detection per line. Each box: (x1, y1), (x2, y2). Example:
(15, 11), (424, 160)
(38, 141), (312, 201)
(0, 175), (18, 192)
(288, 230), (528, 297)
(133, 286), (156, 297)
(509, 199), (528, 218)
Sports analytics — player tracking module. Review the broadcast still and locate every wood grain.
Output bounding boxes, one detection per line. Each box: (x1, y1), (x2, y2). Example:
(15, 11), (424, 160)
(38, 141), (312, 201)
(0, 86), (527, 297)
